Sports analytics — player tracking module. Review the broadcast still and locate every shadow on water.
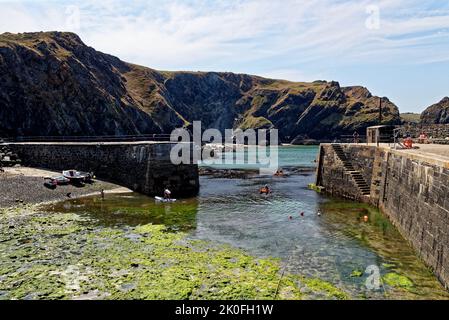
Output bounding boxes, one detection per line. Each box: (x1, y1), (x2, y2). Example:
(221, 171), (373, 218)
(44, 194), (199, 232)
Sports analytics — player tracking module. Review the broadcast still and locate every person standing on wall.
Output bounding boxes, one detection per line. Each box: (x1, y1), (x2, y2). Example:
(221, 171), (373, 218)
(353, 131), (360, 144)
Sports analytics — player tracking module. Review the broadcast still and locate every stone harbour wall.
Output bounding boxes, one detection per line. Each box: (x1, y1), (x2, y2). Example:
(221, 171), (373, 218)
(379, 151), (449, 289)
(7, 142), (199, 197)
(316, 144), (376, 202)
(317, 143), (449, 289)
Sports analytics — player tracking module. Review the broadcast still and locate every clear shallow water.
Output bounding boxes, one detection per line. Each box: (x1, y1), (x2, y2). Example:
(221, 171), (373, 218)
(45, 146), (449, 300)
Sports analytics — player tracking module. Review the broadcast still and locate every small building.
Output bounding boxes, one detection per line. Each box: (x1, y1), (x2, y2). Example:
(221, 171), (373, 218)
(367, 125), (396, 144)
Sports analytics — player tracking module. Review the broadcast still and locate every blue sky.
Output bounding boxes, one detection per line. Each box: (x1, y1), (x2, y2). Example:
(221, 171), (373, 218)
(1, 0), (449, 113)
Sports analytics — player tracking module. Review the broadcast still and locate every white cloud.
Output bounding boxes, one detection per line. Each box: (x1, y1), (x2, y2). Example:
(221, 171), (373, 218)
(1, 0), (449, 111)
(2, 0), (449, 70)
(258, 69), (327, 83)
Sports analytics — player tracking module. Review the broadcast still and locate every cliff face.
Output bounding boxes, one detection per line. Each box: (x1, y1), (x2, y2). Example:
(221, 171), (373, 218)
(0, 32), (162, 137)
(421, 97), (449, 124)
(0, 32), (401, 141)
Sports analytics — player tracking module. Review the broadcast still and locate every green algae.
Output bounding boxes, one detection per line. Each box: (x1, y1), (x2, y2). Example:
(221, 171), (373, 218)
(4, 193), (445, 301)
(0, 206), (348, 300)
(308, 184), (324, 193)
(300, 278), (349, 300)
(43, 195), (198, 231)
(350, 270), (363, 278)
(318, 198), (449, 299)
(383, 273), (414, 290)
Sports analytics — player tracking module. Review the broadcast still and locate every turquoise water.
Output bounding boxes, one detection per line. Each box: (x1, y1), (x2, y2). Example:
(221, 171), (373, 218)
(199, 145), (319, 169)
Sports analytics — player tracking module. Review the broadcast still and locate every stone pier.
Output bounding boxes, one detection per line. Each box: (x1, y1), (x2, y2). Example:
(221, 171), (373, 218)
(316, 143), (449, 289)
(6, 141), (199, 197)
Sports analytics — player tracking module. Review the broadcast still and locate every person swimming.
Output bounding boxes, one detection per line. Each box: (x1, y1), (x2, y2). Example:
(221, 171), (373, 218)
(274, 169), (284, 177)
(260, 184), (271, 194)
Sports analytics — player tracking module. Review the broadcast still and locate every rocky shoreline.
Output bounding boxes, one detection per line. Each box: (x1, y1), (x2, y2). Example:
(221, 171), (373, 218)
(0, 167), (127, 209)
(199, 166), (316, 179)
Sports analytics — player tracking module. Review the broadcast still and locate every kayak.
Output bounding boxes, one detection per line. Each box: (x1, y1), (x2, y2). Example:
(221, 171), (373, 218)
(155, 196), (177, 203)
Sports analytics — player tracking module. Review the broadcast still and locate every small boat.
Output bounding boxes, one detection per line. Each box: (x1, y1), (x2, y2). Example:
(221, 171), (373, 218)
(44, 175), (71, 185)
(79, 171), (94, 182)
(43, 179), (57, 189)
(63, 170), (88, 182)
(155, 196), (177, 203)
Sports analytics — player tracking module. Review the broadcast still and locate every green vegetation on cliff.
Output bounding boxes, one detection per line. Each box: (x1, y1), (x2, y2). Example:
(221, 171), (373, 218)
(401, 113), (421, 124)
(0, 31), (401, 141)
(420, 97), (449, 124)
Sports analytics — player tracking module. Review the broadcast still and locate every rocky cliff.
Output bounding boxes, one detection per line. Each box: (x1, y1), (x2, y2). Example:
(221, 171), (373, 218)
(421, 97), (449, 124)
(0, 32), (401, 142)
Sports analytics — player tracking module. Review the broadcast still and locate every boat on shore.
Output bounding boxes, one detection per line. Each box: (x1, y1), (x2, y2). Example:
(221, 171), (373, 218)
(62, 170), (93, 183)
(44, 175), (71, 185)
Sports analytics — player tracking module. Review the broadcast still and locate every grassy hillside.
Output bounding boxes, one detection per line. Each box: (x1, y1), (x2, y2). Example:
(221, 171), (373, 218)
(0, 31), (401, 141)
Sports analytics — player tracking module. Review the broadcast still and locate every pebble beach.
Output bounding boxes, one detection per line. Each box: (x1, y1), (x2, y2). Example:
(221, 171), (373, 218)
(0, 167), (128, 208)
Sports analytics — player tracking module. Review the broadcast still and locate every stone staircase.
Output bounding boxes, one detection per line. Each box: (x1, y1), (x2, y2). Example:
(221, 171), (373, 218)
(331, 144), (370, 196)
(0, 141), (21, 168)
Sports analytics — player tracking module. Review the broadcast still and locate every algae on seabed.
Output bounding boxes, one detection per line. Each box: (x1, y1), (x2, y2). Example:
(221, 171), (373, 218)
(0, 205), (348, 300)
(318, 199), (449, 300)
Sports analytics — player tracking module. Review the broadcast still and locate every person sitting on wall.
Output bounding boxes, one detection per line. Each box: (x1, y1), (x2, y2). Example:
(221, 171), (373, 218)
(404, 136), (413, 149)
(418, 133), (428, 144)
(423, 133), (429, 144)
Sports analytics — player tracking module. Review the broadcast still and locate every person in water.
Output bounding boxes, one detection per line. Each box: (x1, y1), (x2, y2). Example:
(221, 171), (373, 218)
(261, 184), (271, 194)
(274, 169), (284, 177)
(164, 187), (172, 200)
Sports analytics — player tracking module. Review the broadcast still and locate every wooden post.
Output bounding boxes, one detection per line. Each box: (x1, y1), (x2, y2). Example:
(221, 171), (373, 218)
(377, 128), (380, 147)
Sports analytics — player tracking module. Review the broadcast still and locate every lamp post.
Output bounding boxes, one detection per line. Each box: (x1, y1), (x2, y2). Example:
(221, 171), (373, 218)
(379, 97), (382, 125)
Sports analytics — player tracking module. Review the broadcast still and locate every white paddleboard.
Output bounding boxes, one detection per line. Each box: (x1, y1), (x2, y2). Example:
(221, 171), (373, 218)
(155, 196), (177, 203)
